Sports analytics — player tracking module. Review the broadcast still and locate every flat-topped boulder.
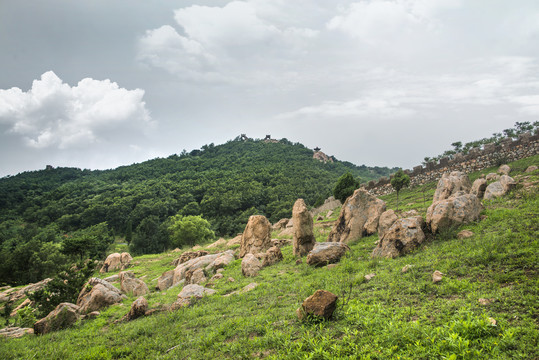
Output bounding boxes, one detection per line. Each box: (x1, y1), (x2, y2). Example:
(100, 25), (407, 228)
(306, 242), (350, 267)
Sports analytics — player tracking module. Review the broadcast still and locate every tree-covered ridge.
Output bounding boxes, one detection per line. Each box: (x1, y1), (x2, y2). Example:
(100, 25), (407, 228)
(0, 138), (397, 285)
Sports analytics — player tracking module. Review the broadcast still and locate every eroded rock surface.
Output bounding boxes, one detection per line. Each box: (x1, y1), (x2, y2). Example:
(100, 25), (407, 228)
(372, 216), (425, 258)
(306, 242), (350, 267)
(77, 277), (126, 314)
(119, 271), (149, 296)
(297, 290), (338, 321)
(432, 171), (472, 202)
(239, 215), (272, 258)
(100, 252), (133, 273)
(34, 303), (80, 335)
(426, 192), (482, 233)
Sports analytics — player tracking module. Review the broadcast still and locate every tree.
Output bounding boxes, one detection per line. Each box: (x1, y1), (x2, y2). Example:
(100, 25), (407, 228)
(130, 215), (169, 255)
(168, 215), (215, 248)
(333, 173), (360, 204)
(390, 169), (410, 212)
(125, 220), (133, 244)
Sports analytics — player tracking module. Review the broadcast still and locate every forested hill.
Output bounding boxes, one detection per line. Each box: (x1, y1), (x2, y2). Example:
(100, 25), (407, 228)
(0, 138), (396, 285)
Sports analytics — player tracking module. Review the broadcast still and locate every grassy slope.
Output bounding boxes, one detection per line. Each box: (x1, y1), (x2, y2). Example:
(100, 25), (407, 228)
(1, 156), (538, 359)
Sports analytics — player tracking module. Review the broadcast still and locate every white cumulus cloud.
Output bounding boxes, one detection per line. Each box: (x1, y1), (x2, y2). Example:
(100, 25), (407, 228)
(0, 71), (151, 149)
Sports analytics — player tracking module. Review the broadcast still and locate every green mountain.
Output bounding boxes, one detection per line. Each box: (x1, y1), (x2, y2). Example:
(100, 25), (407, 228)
(0, 138), (397, 285)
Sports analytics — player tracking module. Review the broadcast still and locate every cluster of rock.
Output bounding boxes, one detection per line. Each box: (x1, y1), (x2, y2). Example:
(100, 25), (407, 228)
(100, 252), (133, 273)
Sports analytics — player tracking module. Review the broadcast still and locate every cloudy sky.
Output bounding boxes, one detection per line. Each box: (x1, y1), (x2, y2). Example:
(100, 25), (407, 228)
(1, 0), (538, 177)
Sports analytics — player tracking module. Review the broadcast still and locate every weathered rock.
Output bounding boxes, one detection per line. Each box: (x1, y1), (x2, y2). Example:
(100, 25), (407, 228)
(484, 175), (516, 200)
(210, 273), (224, 281)
(185, 268), (207, 285)
(471, 178), (488, 199)
(103, 274), (119, 283)
(328, 189), (386, 243)
(170, 298), (191, 310)
(260, 246), (283, 267)
(377, 209), (398, 239)
(486, 173), (499, 181)
(224, 282), (259, 297)
(0, 327), (34, 338)
(77, 277), (127, 314)
(208, 250), (235, 272)
(457, 230), (474, 239)
(292, 199), (316, 256)
(401, 265), (413, 273)
(278, 227), (294, 237)
(1, 278), (52, 303)
(432, 171), (472, 202)
(239, 215), (272, 258)
(306, 242), (350, 267)
(497, 164), (511, 175)
(10, 298), (32, 317)
(297, 290), (338, 321)
(125, 296), (148, 321)
(172, 251), (209, 267)
(119, 271), (149, 296)
(100, 252), (133, 273)
(432, 270), (443, 283)
(364, 273), (376, 281)
(157, 270), (174, 291)
(86, 311), (100, 319)
(271, 238), (292, 248)
(34, 303), (80, 335)
(525, 165), (538, 173)
(426, 192), (482, 233)
(178, 284), (215, 300)
(227, 234), (242, 247)
(372, 216), (426, 258)
(326, 210), (334, 218)
(242, 253), (262, 277)
(272, 218), (289, 230)
(402, 209), (419, 217)
(206, 238), (227, 249)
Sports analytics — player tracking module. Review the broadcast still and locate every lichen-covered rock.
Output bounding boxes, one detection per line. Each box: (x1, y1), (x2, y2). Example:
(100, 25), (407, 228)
(241, 253), (262, 277)
(372, 216), (425, 258)
(432, 171), (472, 202)
(306, 242), (350, 267)
(426, 192), (482, 233)
(34, 303), (80, 335)
(328, 189), (386, 243)
(239, 215), (272, 258)
(293, 199), (316, 256)
(77, 278), (127, 314)
(119, 271), (149, 296)
(471, 178), (488, 199)
(297, 290), (338, 321)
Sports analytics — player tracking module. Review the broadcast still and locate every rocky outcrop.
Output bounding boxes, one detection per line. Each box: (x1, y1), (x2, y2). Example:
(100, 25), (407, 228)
(0, 278), (52, 303)
(525, 165), (538, 173)
(471, 178), (487, 199)
(328, 189), (386, 243)
(292, 199), (316, 256)
(426, 192), (482, 233)
(100, 252), (133, 273)
(0, 327), (34, 338)
(371, 216), (426, 258)
(239, 215), (272, 258)
(377, 209), (398, 239)
(306, 242), (350, 267)
(241, 253), (263, 277)
(34, 303), (80, 335)
(77, 277), (127, 314)
(172, 251), (209, 267)
(432, 171), (472, 202)
(297, 290), (338, 321)
(484, 175), (516, 200)
(119, 271), (149, 296)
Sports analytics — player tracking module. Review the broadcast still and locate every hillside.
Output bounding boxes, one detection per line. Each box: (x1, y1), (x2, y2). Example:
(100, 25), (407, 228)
(1, 155), (537, 359)
(0, 138), (397, 286)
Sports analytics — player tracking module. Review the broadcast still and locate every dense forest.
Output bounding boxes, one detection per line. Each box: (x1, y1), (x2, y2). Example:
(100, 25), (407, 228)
(0, 138), (397, 286)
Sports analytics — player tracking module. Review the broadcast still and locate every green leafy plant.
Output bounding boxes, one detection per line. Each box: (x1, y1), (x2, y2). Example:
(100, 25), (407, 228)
(333, 172), (360, 203)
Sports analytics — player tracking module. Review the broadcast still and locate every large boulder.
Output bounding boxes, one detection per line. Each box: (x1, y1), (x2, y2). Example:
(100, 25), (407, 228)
(432, 171), (472, 202)
(125, 296), (148, 321)
(297, 290), (338, 321)
(241, 253), (263, 277)
(34, 303), (80, 335)
(261, 246), (283, 267)
(100, 252), (133, 273)
(328, 189), (386, 243)
(372, 216), (426, 258)
(156, 270), (174, 291)
(119, 271), (149, 296)
(208, 250), (235, 272)
(185, 268), (207, 285)
(484, 175), (517, 200)
(426, 192), (482, 233)
(471, 178), (488, 199)
(292, 199), (316, 256)
(76, 277), (127, 314)
(239, 215), (272, 258)
(377, 209), (398, 239)
(1, 278), (52, 302)
(306, 242), (350, 267)
(171, 284), (216, 310)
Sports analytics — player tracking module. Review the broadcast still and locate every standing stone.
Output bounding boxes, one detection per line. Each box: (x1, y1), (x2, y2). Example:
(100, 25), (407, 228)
(297, 290), (338, 321)
(328, 189), (386, 243)
(292, 199), (316, 256)
(239, 215), (272, 258)
(432, 171), (472, 202)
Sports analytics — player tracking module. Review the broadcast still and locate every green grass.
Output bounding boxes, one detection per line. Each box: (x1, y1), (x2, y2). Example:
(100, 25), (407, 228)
(1, 156), (538, 359)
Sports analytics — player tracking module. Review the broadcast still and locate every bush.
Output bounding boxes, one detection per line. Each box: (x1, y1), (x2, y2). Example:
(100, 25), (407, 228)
(168, 215), (215, 248)
(333, 173), (360, 204)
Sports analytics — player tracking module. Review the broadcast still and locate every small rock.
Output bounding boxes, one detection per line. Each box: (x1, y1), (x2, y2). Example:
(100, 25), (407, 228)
(295, 258), (303, 265)
(103, 274), (119, 283)
(216, 268), (225, 274)
(326, 264), (337, 269)
(457, 230), (474, 239)
(86, 311), (100, 319)
(401, 265), (413, 273)
(297, 290), (338, 321)
(125, 296), (148, 321)
(364, 273), (376, 281)
(486, 173), (499, 181)
(241, 253), (262, 277)
(227, 277), (235, 282)
(432, 270), (444, 283)
(525, 165), (538, 173)
(487, 317), (497, 326)
(210, 273), (224, 281)
(497, 164), (511, 175)
(478, 298), (492, 306)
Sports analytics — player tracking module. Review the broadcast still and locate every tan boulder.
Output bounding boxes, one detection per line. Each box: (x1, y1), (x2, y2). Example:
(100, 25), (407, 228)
(119, 271), (149, 296)
(185, 268), (207, 285)
(239, 215), (272, 258)
(457, 230), (474, 239)
(497, 164), (511, 175)
(261, 246), (283, 267)
(525, 165), (538, 173)
(306, 242), (350, 267)
(486, 173), (499, 181)
(77, 277), (127, 314)
(125, 296), (148, 321)
(272, 218), (289, 231)
(156, 270), (174, 291)
(100, 252), (132, 273)
(206, 238), (227, 249)
(34, 303), (80, 335)
(426, 192), (482, 233)
(328, 188), (386, 243)
(271, 238), (292, 248)
(297, 290), (338, 321)
(377, 209), (398, 239)
(484, 175), (516, 200)
(432, 171), (472, 202)
(432, 270), (444, 283)
(0, 327), (34, 338)
(172, 250), (209, 267)
(241, 253), (263, 277)
(178, 284), (215, 300)
(209, 251), (235, 271)
(292, 199), (316, 256)
(372, 216), (426, 258)
(471, 178), (488, 199)
(227, 234), (242, 246)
